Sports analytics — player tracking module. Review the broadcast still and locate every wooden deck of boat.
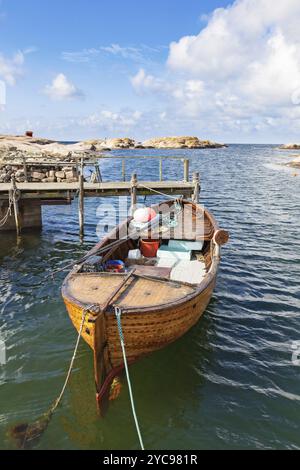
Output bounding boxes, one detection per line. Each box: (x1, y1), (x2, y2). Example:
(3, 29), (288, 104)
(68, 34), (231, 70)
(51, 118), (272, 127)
(64, 272), (196, 311)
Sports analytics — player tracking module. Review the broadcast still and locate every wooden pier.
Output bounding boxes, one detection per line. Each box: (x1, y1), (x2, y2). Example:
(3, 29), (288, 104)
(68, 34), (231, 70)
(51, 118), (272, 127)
(0, 155), (200, 235)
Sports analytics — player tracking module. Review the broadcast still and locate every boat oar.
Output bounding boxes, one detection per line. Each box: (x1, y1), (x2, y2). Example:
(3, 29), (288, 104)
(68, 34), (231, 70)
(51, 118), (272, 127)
(10, 306), (92, 449)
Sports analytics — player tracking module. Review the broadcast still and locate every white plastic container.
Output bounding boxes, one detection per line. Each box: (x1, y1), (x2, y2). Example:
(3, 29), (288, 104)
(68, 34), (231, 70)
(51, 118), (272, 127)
(170, 261), (207, 284)
(168, 240), (204, 252)
(128, 249), (142, 260)
(157, 246), (192, 261)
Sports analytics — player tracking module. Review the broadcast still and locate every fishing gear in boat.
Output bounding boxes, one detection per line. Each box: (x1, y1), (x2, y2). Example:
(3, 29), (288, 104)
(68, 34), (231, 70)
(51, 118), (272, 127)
(47, 200), (184, 279)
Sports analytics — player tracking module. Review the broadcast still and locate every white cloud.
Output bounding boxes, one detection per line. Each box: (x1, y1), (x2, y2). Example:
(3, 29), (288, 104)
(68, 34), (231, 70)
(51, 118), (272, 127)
(0, 108), (149, 140)
(23, 47), (38, 55)
(62, 49), (99, 63)
(167, 0), (300, 108)
(130, 69), (168, 93)
(79, 109), (143, 131)
(131, 68), (206, 116)
(130, 0), (300, 140)
(100, 44), (144, 62)
(44, 73), (84, 101)
(0, 47), (37, 85)
(62, 44), (165, 65)
(0, 51), (24, 85)
(61, 44), (143, 64)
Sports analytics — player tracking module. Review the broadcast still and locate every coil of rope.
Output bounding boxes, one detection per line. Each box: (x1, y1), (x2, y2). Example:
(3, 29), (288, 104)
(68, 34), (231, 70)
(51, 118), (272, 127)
(0, 187), (20, 228)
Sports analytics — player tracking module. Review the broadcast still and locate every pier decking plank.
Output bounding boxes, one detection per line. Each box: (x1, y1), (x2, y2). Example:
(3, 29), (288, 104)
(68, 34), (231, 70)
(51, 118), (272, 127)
(0, 181), (194, 199)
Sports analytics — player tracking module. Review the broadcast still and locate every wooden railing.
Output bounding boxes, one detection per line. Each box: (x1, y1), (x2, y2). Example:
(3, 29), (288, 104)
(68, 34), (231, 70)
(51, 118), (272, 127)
(0, 154), (190, 184)
(95, 154), (190, 183)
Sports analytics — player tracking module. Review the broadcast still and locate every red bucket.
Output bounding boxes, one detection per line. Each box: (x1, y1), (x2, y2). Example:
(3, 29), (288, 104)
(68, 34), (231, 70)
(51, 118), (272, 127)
(140, 239), (160, 258)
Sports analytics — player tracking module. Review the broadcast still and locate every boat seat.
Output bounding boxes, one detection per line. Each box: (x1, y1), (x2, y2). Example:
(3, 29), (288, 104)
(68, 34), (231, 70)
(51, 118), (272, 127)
(64, 273), (129, 307)
(170, 260), (207, 285)
(130, 265), (172, 279)
(115, 276), (195, 309)
(64, 272), (195, 310)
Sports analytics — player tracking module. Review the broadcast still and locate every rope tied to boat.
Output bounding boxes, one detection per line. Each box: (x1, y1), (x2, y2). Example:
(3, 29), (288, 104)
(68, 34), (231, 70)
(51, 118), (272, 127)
(138, 183), (182, 201)
(47, 304), (92, 415)
(11, 304), (98, 449)
(115, 306), (145, 451)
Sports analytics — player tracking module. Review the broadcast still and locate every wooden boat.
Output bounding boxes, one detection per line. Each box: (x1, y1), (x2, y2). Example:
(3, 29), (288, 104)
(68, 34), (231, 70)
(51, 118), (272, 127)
(62, 199), (229, 412)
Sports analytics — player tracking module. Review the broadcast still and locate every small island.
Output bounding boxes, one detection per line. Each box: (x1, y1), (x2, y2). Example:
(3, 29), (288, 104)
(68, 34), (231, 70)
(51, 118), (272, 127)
(0, 134), (228, 160)
(141, 136), (227, 149)
(84, 136), (227, 150)
(279, 143), (300, 150)
(278, 143), (300, 169)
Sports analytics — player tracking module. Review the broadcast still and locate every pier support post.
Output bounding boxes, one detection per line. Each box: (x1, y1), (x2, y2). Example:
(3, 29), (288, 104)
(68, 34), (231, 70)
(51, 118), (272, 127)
(0, 200), (41, 232)
(95, 163), (102, 183)
(79, 163), (85, 238)
(11, 177), (21, 236)
(131, 173), (138, 209)
(122, 160), (126, 182)
(184, 159), (190, 183)
(193, 172), (200, 204)
(159, 158), (163, 182)
(22, 157), (29, 183)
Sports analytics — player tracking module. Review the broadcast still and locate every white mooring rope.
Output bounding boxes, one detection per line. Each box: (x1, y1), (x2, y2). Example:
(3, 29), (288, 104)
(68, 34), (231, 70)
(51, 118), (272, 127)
(20, 304), (97, 449)
(138, 183), (180, 200)
(0, 189), (16, 228)
(49, 306), (90, 414)
(115, 306), (145, 451)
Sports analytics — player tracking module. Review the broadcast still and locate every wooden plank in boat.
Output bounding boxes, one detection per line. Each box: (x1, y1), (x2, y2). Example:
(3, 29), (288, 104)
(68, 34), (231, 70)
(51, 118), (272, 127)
(131, 265), (172, 279)
(65, 273), (129, 307)
(140, 205), (214, 241)
(115, 277), (195, 309)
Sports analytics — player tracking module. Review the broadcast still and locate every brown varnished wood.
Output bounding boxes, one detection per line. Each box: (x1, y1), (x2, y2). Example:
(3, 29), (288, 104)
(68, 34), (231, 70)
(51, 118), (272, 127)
(93, 312), (112, 416)
(214, 229), (230, 246)
(62, 199), (227, 411)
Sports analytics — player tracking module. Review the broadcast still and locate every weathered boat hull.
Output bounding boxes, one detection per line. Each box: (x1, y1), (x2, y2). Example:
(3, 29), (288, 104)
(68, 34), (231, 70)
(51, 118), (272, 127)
(62, 200), (228, 411)
(64, 275), (216, 360)
(63, 276), (216, 411)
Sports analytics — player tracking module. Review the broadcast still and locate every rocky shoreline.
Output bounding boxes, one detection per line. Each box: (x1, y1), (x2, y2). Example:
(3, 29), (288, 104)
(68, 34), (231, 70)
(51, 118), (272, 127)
(286, 155), (300, 169)
(0, 135), (84, 183)
(0, 163), (79, 184)
(141, 136), (227, 149)
(0, 134), (228, 164)
(279, 143), (300, 150)
(84, 136), (227, 150)
(278, 143), (300, 169)
(0, 135), (228, 184)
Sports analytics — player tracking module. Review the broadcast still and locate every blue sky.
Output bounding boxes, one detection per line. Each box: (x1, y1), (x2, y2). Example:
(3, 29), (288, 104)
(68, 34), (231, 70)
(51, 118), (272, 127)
(0, 0), (300, 143)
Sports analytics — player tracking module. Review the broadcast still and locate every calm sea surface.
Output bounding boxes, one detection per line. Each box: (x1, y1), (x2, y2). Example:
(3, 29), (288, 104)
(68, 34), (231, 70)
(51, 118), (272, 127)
(0, 145), (300, 450)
